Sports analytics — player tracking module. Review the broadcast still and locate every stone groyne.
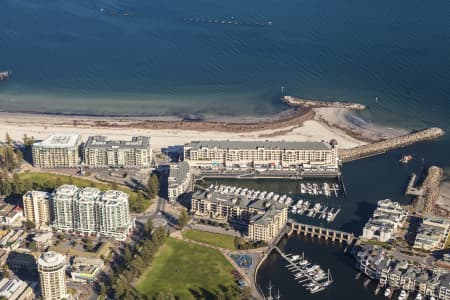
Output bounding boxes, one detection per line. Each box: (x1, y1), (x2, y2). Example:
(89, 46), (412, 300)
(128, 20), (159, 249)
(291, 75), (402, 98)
(412, 166), (444, 214)
(339, 127), (446, 162)
(282, 95), (367, 110)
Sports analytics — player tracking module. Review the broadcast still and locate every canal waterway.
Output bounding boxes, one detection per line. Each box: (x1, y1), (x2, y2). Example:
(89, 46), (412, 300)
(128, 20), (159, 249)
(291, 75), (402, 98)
(203, 138), (449, 299)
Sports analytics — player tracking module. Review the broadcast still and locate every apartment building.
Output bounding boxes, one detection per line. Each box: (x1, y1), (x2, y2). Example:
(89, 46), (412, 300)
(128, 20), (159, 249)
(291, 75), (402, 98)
(168, 161), (192, 203)
(51, 185), (133, 241)
(22, 191), (52, 228)
(191, 188), (288, 242)
(0, 278), (34, 300)
(183, 140), (338, 170)
(83, 136), (152, 168)
(32, 135), (81, 168)
(362, 199), (407, 242)
(414, 217), (450, 251)
(37, 251), (68, 300)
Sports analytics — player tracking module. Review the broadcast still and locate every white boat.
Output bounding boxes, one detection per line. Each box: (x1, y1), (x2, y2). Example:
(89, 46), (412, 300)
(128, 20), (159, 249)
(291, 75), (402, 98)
(285, 197), (293, 205)
(300, 183), (306, 194)
(299, 259), (309, 266)
(384, 288), (391, 297)
(326, 212), (333, 222)
(266, 192), (274, 200)
(415, 293), (423, 300)
(398, 290), (408, 300)
(291, 255), (300, 261)
(296, 200), (303, 208)
(313, 203), (321, 211)
(273, 194), (280, 201)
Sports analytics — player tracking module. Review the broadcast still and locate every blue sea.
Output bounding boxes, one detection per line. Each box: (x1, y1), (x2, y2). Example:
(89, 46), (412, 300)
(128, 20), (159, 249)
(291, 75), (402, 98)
(1, 1), (449, 298)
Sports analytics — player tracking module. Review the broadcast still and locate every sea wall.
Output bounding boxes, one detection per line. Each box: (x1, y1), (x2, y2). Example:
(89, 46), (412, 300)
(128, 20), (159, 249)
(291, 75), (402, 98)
(282, 96), (367, 110)
(413, 166), (444, 214)
(339, 127), (446, 162)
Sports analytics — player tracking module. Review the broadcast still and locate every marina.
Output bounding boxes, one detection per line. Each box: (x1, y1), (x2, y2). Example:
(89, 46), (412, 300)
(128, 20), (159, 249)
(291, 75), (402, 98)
(274, 247), (333, 294)
(299, 182), (341, 197)
(207, 184), (295, 206)
(289, 199), (340, 223)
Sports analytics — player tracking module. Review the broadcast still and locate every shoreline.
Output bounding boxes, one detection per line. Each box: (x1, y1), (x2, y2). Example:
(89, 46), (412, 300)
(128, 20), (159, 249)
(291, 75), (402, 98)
(0, 105), (407, 151)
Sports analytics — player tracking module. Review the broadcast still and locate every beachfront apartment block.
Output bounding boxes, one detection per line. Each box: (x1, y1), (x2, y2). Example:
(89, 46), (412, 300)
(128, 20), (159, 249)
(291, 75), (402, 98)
(191, 189), (288, 242)
(37, 251), (68, 300)
(414, 217), (450, 251)
(22, 191), (52, 229)
(168, 161), (192, 203)
(362, 199), (407, 242)
(183, 140), (338, 171)
(83, 136), (152, 168)
(51, 185), (133, 241)
(32, 134), (81, 168)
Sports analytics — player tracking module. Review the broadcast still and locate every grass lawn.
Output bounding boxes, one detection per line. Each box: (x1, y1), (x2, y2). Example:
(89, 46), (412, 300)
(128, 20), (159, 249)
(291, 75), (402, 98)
(182, 229), (237, 250)
(136, 238), (236, 299)
(17, 172), (149, 211)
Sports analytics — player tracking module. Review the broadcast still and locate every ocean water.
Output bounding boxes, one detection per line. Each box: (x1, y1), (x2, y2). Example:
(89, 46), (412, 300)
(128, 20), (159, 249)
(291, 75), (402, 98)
(1, 1), (449, 298)
(0, 0), (449, 125)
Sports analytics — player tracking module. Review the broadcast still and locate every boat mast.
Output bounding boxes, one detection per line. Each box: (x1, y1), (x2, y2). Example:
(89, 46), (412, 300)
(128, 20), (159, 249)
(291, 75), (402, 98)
(276, 289), (281, 300)
(267, 281), (273, 300)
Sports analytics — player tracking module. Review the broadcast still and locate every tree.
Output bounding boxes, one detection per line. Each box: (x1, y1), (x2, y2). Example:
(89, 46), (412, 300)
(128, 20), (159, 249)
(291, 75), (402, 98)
(24, 220), (36, 229)
(177, 208), (190, 229)
(144, 218), (154, 236)
(147, 174), (160, 199)
(28, 241), (37, 251)
(111, 181), (118, 190)
(5, 133), (12, 146)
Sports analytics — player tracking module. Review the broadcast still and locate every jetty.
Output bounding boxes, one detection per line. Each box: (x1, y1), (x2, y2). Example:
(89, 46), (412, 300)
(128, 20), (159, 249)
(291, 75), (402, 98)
(405, 173), (424, 196)
(339, 127), (446, 163)
(282, 95), (367, 110)
(0, 71), (11, 80)
(274, 247), (333, 294)
(290, 200), (340, 223)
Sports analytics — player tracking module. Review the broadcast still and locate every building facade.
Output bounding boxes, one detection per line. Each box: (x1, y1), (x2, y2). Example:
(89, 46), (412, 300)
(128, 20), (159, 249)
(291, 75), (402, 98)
(37, 251), (68, 300)
(168, 161), (192, 203)
(23, 191), (52, 228)
(83, 136), (152, 168)
(191, 188), (288, 242)
(362, 199), (407, 242)
(414, 217), (450, 251)
(184, 140), (338, 170)
(0, 278), (34, 300)
(32, 135), (81, 168)
(51, 185), (133, 241)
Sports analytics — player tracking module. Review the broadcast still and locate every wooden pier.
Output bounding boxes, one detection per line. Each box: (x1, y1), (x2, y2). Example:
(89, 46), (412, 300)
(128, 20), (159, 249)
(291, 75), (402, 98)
(288, 220), (355, 244)
(273, 247), (332, 294)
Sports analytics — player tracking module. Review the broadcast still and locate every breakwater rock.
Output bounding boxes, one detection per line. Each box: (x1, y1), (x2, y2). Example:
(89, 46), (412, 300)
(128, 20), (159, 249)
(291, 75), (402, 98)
(412, 166), (444, 214)
(282, 96), (367, 110)
(339, 127), (446, 162)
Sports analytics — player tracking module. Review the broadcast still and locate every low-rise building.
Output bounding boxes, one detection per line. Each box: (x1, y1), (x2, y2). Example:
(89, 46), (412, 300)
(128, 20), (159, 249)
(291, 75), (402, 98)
(83, 136), (152, 168)
(0, 201), (23, 226)
(168, 161), (192, 203)
(0, 278), (34, 300)
(362, 199), (407, 242)
(70, 257), (104, 283)
(191, 188), (288, 242)
(414, 217), (450, 251)
(32, 232), (53, 250)
(32, 134), (81, 168)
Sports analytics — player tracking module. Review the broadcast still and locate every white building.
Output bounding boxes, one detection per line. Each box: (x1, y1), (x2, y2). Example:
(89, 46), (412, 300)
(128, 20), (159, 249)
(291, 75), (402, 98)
(32, 135), (81, 168)
(183, 140), (338, 170)
(83, 136), (152, 168)
(52, 185), (133, 241)
(37, 251), (68, 300)
(23, 191), (52, 229)
(414, 217), (450, 251)
(0, 278), (34, 300)
(0, 201), (23, 226)
(362, 199), (407, 242)
(168, 161), (192, 203)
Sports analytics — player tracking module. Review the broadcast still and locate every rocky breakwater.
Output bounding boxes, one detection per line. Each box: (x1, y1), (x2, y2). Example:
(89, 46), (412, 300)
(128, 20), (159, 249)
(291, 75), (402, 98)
(339, 127), (446, 162)
(412, 166), (444, 214)
(282, 96), (367, 110)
